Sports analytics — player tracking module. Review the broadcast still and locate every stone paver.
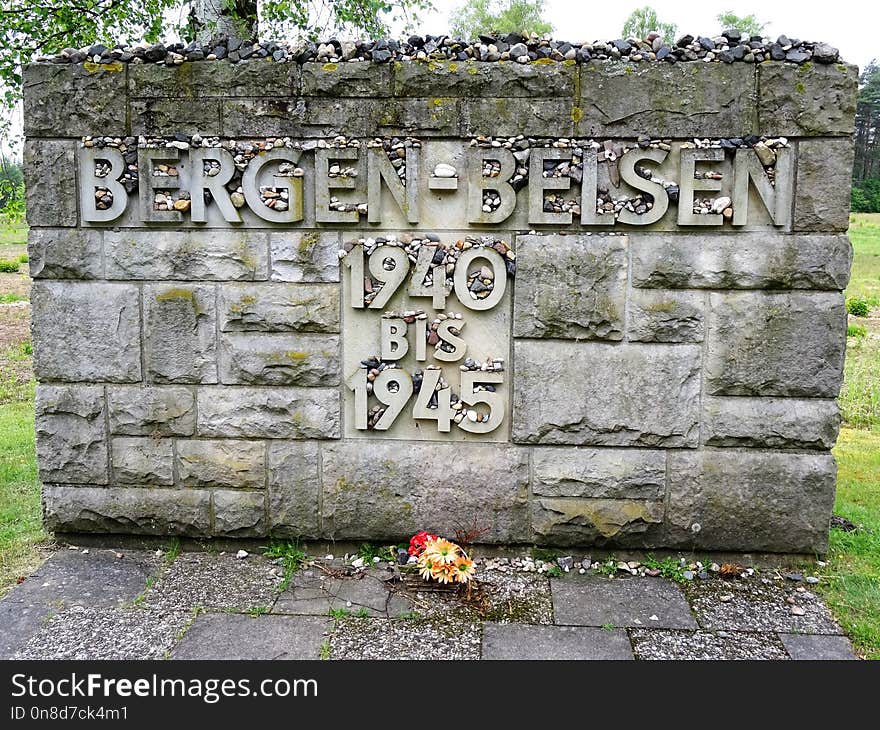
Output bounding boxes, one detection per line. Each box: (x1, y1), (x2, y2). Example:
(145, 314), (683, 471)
(0, 549), (861, 661)
(0, 549), (156, 658)
(482, 623), (633, 660)
(779, 633), (857, 660)
(552, 576), (698, 629)
(273, 568), (415, 617)
(172, 614), (331, 660)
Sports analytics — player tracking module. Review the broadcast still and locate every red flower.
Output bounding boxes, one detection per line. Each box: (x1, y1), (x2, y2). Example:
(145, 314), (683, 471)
(408, 530), (438, 556)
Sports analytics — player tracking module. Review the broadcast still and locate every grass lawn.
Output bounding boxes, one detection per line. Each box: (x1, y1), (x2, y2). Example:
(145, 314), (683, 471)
(825, 428), (880, 660)
(0, 401), (45, 598)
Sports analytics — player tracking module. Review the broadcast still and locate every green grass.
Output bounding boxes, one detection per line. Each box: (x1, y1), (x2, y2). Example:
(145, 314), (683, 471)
(0, 401), (45, 597)
(841, 214), (880, 431)
(262, 540), (308, 591)
(822, 428), (880, 659)
(847, 213), (880, 307)
(0, 224), (27, 247)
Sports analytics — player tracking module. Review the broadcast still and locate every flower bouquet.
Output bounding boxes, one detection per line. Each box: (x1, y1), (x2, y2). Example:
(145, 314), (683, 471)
(407, 531), (476, 586)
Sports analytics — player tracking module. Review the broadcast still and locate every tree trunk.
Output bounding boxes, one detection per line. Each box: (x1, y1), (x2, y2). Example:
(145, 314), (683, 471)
(192, 0), (258, 43)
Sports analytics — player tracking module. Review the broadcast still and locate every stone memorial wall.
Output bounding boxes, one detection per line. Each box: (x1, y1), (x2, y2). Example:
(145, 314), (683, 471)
(22, 39), (858, 551)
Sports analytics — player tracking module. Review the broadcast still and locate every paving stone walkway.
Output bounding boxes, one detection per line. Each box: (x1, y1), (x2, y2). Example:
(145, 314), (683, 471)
(0, 547), (858, 661)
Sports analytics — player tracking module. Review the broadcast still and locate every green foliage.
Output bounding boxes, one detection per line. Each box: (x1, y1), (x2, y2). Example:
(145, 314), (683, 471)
(0, 293), (27, 304)
(353, 607), (370, 618)
(643, 555), (687, 583)
(319, 640), (331, 659)
(716, 10), (766, 37)
(596, 559), (618, 577)
(621, 6), (677, 43)
(848, 323), (867, 339)
(852, 179), (880, 213)
(529, 546), (557, 562)
(329, 607), (351, 619)
(163, 538), (181, 563)
(357, 542), (395, 563)
(246, 605), (270, 616)
(449, 0), (553, 40)
(854, 62), (880, 196)
(847, 297), (871, 317)
(0, 259), (20, 273)
(545, 565), (562, 578)
(262, 540), (307, 591)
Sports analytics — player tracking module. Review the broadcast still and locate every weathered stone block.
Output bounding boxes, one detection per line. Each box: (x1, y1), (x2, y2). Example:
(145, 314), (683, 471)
(23, 62), (127, 137)
(212, 490), (267, 537)
(513, 234), (627, 340)
(577, 61), (756, 136)
(105, 230), (268, 281)
(143, 284), (217, 384)
(666, 451), (836, 552)
(129, 59), (298, 98)
(302, 62), (392, 96)
(219, 333), (340, 386)
(702, 397), (840, 449)
(705, 292), (846, 397)
(107, 386), (196, 437)
(461, 97), (574, 137)
(28, 228), (102, 279)
(31, 282), (141, 382)
(628, 290), (705, 343)
(513, 342), (701, 447)
(321, 441), (529, 542)
(374, 98), (462, 137)
(267, 441), (320, 537)
(270, 231), (340, 282)
(42, 485), (211, 536)
(23, 140), (77, 227)
(531, 498), (664, 546)
(758, 62), (858, 136)
(111, 437), (174, 485)
(794, 139), (854, 232)
(35, 385), (107, 485)
(631, 233), (853, 290)
(176, 439), (266, 489)
(131, 98), (221, 135)
(196, 386), (340, 439)
(532, 447), (666, 499)
(218, 283), (339, 332)
(393, 60), (575, 97)
(222, 97), (308, 137)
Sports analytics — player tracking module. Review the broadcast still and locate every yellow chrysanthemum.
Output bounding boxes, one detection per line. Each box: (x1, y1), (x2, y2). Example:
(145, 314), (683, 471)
(452, 556), (476, 583)
(423, 537), (460, 564)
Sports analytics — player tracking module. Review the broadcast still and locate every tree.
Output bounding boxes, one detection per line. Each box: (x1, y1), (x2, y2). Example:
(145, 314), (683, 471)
(0, 0), (431, 109)
(449, 0), (553, 40)
(716, 10), (766, 37)
(853, 61), (880, 211)
(621, 6), (677, 43)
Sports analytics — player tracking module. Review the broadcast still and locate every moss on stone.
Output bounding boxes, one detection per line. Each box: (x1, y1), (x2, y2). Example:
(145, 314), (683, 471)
(570, 106), (583, 123)
(155, 288), (195, 303)
(83, 61), (124, 74)
(322, 63), (339, 72)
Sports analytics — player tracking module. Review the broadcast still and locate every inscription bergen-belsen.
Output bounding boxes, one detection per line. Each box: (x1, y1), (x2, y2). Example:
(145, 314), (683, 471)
(77, 140), (794, 228)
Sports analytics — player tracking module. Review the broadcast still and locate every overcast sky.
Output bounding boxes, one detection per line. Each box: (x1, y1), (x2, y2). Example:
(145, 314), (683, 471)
(413, 0), (877, 70)
(2, 0), (876, 157)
